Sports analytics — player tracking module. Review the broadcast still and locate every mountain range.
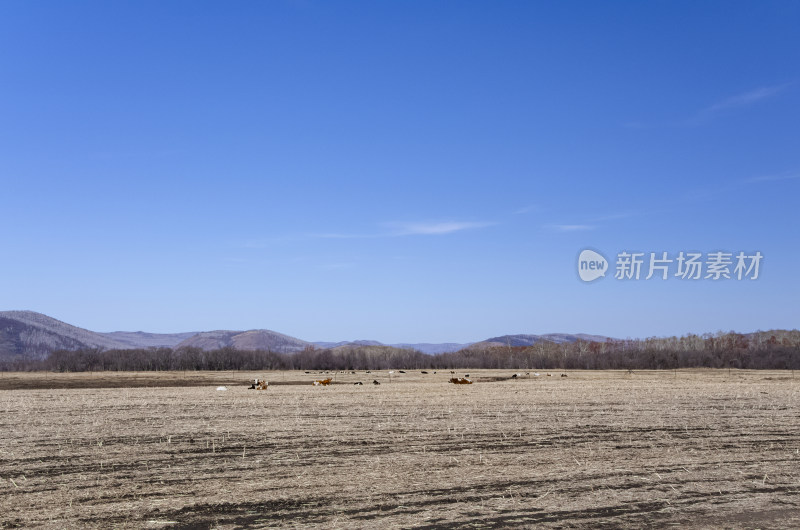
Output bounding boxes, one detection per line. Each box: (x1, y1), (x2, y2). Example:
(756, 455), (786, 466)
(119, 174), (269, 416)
(0, 310), (611, 360)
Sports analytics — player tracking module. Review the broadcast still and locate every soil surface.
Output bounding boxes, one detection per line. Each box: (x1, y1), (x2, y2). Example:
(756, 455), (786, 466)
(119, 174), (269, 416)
(1, 369), (798, 528)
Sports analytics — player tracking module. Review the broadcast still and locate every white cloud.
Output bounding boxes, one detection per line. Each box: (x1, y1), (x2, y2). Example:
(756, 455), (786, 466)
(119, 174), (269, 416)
(742, 172), (800, 184)
(318, 262), (356, 270)
(387, 221), (494, 236)
(272, 220), (496, 241)
(704, 84), (790, 114)
(588, 211), (638, 222)
(513, 204), (540, 215)
(307, 232), (376, 239)
(550, 224), (595, 232)
(628, 83), (791, 128)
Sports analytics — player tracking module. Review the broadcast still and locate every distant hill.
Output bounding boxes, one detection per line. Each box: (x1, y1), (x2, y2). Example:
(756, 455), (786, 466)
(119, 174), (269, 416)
(313, 340), (471, 354)
(0, 310), (128, 359)
(390, 342), (473, 354)
(99, 331), (198, 349)
(0, 310), (612, 360)
(313, 340), (384, 349)
(477, 333), (611, 348)
(175, 329), (312, 353)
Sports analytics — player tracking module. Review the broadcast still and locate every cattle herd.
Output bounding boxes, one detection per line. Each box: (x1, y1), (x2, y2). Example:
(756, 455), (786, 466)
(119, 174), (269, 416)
(242, 370), (570, 389)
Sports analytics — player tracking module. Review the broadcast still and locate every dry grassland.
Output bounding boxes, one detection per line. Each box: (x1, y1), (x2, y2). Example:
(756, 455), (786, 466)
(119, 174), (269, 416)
(1, 370), (799, 528)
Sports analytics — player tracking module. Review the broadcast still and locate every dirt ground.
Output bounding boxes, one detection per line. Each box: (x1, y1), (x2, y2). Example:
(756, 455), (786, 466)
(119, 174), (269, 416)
(1, 369), (798, 528)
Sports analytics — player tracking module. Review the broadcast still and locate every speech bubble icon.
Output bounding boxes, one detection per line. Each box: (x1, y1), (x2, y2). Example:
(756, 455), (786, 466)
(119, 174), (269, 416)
(578, 249), (608, 282)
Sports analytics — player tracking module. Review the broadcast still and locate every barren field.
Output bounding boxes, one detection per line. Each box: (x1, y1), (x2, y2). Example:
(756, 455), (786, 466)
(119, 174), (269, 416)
(1, 370), (799, 528)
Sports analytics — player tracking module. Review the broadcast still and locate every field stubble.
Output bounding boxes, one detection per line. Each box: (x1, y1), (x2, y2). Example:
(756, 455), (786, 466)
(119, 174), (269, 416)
(1, 370), (799, 528)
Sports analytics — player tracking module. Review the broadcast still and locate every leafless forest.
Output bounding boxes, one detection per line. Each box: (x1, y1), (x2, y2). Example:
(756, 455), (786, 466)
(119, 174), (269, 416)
(2, 330), (797, 373)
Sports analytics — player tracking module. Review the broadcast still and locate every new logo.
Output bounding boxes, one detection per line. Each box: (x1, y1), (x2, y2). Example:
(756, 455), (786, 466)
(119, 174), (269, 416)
(578, 249), (608, 282)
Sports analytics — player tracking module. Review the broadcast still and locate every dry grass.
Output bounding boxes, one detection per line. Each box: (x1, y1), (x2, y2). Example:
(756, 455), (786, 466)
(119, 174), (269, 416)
(1, 369), (799, 528)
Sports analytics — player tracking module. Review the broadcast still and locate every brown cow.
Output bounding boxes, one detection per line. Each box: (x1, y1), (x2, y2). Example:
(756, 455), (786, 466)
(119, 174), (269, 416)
(313, 378), (332, 386)
(249, 378), (269, 390)
(449, 377), (472, 384)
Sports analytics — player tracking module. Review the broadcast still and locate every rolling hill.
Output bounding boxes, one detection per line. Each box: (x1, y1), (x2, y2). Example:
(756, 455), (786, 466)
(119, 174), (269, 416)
(174, 329), (312, 353)
(480, 333), (611, 347)
(99, 331), (198, 349)
(0, 310), (129, 359)
(313, 340), (470, 354)
(0, 310), (612, 360)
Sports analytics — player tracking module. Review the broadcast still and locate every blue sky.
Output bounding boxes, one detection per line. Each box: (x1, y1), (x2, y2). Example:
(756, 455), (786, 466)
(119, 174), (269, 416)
(1, 1), (798, 342)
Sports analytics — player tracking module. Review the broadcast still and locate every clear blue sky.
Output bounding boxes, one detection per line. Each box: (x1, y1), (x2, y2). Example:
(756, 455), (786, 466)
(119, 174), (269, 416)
(1, 1), (798, 342)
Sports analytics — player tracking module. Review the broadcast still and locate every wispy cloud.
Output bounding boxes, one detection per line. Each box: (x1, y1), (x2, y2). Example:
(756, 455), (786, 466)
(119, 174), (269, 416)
(513, 204), (540, 215)
(704, 84), (790, 114)
(307, 232), (378, 239)
(318, 262), (356, 270)
(542, 210), (640, 233)
(240, 236), (302, 248)
(741, 172), (800, 184)
(385, 221), (494, 236)
(588, 211), (639, 223)
(621, 121), (648, 130)
(549, 224), (595, 232)
(240, 220), (495, 247)
(683, 169), (799, 203)
(633, 83), (792, 128)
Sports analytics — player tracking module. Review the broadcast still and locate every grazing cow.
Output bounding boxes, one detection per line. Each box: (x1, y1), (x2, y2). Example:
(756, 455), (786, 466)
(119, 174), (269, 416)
(365, 370), (371, 373)
(421, 371), (429, 374)
(464, 374), (469, 378)
(373, 380), (380, 385)
(449, 377), (472, 385)
(399, 370), (406, 373)
(313, 378), (332, 386)
(450, 371), (455, 374)
(354, 381), (363, 385)
(546, 373), (552, 377)
(511, 374), (518, 379)
(561, 373), (568, 378)
(249, 379), (269, 390)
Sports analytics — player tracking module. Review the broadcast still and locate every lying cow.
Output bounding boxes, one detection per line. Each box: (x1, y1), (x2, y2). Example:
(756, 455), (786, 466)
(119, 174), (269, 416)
(248, 379), (269, 390)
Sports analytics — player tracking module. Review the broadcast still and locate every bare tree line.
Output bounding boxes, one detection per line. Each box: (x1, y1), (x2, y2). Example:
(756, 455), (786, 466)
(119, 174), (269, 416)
(1, 330), (798, 372)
